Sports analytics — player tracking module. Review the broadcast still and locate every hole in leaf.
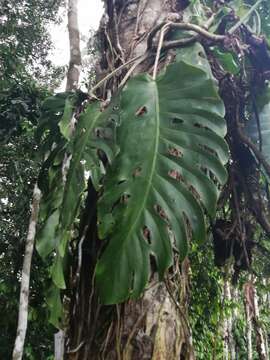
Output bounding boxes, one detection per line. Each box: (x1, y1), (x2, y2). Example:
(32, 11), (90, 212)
(200, 166), (220, 187)
(95, 127), (102, 138)
(171, 117), (184, 125)
(135, 106), (147, 117)
(111, 193), (131, 211)
(150, 254), (158, 271)
(183, 212), (192, 241)
(97, 149), (107, 164)
(117, 179), (126, 185)
(154, 204), (169, 222)
(143, 225), (151, 244)
(198, 51), (206, 59)
(133, 167), (142, 178)
(120, 193), (131, 204)
(193, 122), (210, 131)
(188, 184), (201, 202)
(94, 127), (113, 140)
(168, 147), (183, 158)
(199, 143), (218, 157)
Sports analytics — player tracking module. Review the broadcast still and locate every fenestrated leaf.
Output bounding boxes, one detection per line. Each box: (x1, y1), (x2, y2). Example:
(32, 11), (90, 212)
(36, 92), (78, 152)
(246, 85), (270, 163)
(36, 97), (120, 311)
(59, 99), (119, 236)
(96, 44), (228, 305)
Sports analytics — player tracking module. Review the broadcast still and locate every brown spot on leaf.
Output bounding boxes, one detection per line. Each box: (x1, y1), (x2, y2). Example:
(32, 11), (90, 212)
(171, 117), (184, 125)
(154, 204), (169, 222)
(189, 184), (201, 201)
(143, 226), (151, 244)
(133, 167), (142, 178)
(199, 143), (218, 157)
(168, 147), (182, 158)
(135, 106), (147, 117)
(120, 194), (130, 204)
(168, 170), (184, 182)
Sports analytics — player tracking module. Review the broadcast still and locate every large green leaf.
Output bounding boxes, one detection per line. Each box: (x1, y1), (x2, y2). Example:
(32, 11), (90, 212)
(36, 96), (119, 292)
(96, 44), (229, 304)
(36, 92), (78, 153)
(59, 100), (119, 234)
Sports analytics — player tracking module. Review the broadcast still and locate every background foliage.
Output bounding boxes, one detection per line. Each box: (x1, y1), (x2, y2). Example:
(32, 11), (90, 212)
(0, 0), (64, 357)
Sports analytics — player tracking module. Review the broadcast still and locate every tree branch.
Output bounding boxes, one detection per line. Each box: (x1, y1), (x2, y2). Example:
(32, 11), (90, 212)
(147, 20), (225, 50)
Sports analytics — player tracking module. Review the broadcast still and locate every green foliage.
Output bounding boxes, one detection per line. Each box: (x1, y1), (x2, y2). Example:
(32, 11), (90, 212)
(36, 44), (228, 309)
(0, 0), (64, 90)
(35, 92), (119, 323)
(96, 44), (228, 304)
(0, 0), (63, 345)
(190, 240), (224, 359)
(0, 84), (54, 358)
(0, 81), (49, 141)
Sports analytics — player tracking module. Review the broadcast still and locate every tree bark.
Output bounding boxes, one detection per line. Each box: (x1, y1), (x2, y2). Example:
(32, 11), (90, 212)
(253, 286), (267, 360)
(66, 1), (196, 359)
(66, 0), (81, 91)
(12, 184), (41, 360)
(223, 279), (235, 360)
(244, 280), (267, 360)
(244, 281), (253, 360)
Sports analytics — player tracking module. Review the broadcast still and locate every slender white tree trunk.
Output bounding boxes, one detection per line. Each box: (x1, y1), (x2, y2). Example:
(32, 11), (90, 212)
(12, 184), (41, 360)
(66, 0), (81, 91)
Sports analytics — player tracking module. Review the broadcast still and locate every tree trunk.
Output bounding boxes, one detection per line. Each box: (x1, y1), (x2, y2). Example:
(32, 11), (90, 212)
(244, 281), (253, 360)
(66, 0), (81, 91)
(66, 1), (196, 359)
(244, 280), (267, 360)
(253, 286), (267, 360)
(223, 278), (235, 360)
(12, 184), (41, 360)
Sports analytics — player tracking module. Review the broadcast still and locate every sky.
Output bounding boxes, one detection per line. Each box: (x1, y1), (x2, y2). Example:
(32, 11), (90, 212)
(50, 0), (104, 67)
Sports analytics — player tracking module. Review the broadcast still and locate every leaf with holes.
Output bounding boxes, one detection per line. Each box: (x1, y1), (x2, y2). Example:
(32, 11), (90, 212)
(59, 100), (119, 235)
(36, 98), (119, 294)
(95, 44), (229, 304)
